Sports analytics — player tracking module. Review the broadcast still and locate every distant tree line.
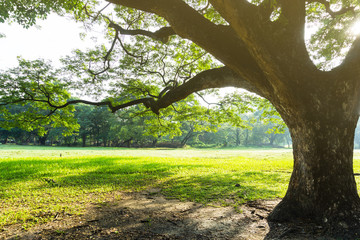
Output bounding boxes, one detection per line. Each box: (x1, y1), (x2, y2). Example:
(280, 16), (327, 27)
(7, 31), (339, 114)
(5, 103), (360, 149)
(0, 104), (293, 148)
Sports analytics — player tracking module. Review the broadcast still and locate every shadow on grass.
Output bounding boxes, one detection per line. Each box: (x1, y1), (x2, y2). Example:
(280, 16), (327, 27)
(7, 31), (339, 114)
(0, 156), (290, 236)
(0, 156), (288, 203)
(13, 191), (268, 240)
(161, 171), (286, 204)
(0, 157), (183, 184)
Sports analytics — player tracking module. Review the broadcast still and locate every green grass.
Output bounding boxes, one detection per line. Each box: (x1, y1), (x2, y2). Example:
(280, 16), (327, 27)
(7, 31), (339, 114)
(1, 145), (360, 230)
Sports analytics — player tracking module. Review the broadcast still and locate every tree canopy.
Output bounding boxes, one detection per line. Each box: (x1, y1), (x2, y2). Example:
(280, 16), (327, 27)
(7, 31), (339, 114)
(2, 0), (360, 120)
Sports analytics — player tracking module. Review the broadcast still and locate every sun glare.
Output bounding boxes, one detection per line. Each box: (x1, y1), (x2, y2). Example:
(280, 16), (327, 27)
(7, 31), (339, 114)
(350, 20), (360, 36)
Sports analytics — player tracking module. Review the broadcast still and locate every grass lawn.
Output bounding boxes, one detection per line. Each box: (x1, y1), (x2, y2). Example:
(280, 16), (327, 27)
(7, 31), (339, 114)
(1, 145), (360, 230)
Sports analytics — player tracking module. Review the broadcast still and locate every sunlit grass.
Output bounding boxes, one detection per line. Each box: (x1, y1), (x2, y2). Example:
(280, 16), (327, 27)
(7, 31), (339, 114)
(1, 145), (360, 230)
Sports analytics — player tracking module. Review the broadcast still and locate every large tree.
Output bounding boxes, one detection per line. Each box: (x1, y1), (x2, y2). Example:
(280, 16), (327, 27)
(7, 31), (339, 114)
(2, 0), (360, 234)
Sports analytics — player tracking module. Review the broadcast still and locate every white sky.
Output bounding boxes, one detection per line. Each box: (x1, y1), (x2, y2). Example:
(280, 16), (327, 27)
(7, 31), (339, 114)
(0, 15), (103, 70)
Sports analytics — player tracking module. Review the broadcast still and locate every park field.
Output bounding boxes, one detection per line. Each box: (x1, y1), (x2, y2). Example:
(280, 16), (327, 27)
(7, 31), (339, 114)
(2, 145), (360, 230)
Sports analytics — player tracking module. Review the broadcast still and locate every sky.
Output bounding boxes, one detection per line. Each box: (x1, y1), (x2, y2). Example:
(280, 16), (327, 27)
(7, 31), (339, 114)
(0, 15), (104, 70)
(0, 13), (240, 101)
(0, 11), (315, 70)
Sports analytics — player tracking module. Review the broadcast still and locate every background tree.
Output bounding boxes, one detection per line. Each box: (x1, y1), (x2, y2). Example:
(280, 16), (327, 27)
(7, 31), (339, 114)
(0, 59), (79, 136)
(74, 104), (93, 147)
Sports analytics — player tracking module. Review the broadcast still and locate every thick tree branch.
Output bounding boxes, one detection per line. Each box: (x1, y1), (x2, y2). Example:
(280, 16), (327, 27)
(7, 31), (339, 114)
(81, 67), (262, 114)
(208, 0), (273, 51)
(2, 67), (263, 121)
(259, 0), (277, 20)
(336, 37), (360, 78)
(105, 0), (266, 86)
(106, 0), (158, 13)
(209, 0), (306, 47)
(108, 21), (175, 44)
(278, 0), (306, 33)
(209, 0), (258, 30)
(1, 96), (154, 115)
(65, 99), (154, 113)
(148, 67), (263, 114)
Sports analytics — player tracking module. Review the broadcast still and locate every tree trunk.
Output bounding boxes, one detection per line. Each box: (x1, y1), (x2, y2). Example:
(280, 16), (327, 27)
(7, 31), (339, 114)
(181, 128), (194, 146)
(123, 138), (132, 148)
(82, 134), (86, 147)
(152, 139), (158, 147)
(244, 129), (249, 146)
(268, 107), (360, 228)
(39, 136), (47, 146)
(236, 128), (241, 146)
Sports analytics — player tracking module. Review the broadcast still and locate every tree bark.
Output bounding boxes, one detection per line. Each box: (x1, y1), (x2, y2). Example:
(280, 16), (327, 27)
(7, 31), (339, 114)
(269, 103), (360, 228)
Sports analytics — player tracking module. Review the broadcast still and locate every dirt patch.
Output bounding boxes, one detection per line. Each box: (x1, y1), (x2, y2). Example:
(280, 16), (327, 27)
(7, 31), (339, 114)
(0, 190), (347, 239)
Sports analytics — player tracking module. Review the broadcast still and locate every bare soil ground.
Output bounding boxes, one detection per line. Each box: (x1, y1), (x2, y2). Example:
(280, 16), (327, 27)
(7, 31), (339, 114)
(0, 189), (350, 240)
